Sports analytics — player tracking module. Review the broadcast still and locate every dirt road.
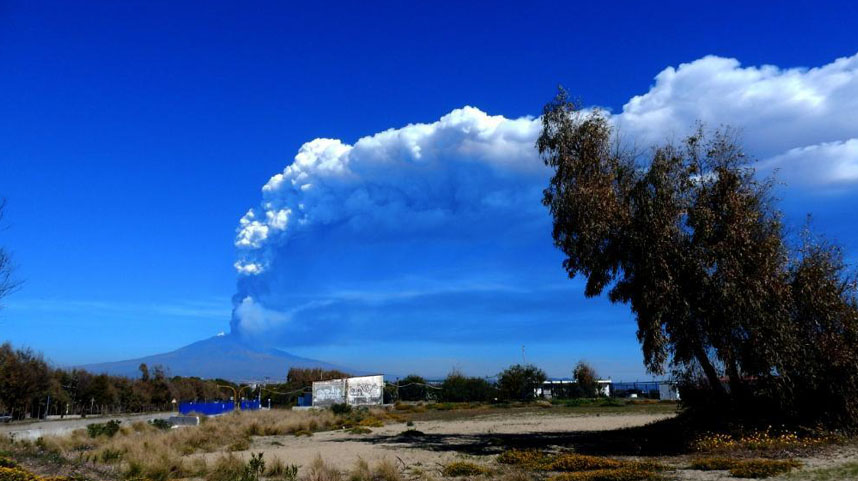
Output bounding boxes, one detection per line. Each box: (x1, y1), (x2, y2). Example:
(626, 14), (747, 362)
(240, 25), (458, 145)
(0, 412), (173, 440)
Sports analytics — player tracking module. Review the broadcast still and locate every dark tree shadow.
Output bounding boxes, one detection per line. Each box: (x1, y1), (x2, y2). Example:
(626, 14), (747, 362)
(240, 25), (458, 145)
(334, 416), (695, 457)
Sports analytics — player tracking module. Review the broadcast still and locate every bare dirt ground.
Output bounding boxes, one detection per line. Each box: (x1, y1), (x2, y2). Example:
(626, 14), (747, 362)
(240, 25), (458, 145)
(208, 411), (676, 470)
(204, 408), (858, 480)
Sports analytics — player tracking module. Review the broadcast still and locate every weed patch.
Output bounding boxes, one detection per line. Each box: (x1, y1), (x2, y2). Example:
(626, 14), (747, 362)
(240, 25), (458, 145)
(729, 459), (802, 478)
(442, 461), (490, 477)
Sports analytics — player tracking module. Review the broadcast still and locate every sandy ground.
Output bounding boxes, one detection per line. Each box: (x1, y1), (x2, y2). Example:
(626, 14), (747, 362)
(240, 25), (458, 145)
(0, 412), (173, 440)
(199, 412), (675, 470)
(192, 410), (858, 480)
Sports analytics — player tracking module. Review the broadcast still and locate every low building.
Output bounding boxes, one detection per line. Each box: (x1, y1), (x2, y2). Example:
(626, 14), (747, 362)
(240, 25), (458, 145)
(312, 375), (384, 407)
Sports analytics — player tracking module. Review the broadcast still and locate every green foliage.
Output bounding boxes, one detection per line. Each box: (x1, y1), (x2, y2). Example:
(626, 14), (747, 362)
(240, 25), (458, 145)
(148, 419), (172, 430)
(0, 459), (17, 469)
(330, 403), (352, 415)
(573, 362), (599, 397)
(397, 375), (428, 402)
(86, 420), (121, 438)
(243, 452), (265, 481)
(497, 364), (547, 402)
(439, 370), (495, 402)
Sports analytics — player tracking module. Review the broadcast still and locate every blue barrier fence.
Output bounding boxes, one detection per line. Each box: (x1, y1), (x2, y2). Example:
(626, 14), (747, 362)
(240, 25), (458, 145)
(179, 400), (261, 416)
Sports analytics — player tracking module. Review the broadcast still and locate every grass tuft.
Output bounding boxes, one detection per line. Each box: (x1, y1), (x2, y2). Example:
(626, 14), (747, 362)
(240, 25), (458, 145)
(441, 462), (490, 477)
(729, 459), (802, 478)
(547, 467), (662, 481)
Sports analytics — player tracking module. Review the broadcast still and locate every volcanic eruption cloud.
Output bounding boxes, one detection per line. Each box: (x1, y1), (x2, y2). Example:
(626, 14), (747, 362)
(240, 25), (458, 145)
(230, 53), (858, 349)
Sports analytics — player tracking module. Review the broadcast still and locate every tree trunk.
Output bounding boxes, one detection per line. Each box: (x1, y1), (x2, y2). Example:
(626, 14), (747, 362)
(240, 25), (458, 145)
(693, 343), (726, 396)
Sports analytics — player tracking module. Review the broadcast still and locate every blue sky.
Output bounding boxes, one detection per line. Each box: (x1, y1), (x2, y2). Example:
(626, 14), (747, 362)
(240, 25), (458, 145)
(1, 1), (857, 380)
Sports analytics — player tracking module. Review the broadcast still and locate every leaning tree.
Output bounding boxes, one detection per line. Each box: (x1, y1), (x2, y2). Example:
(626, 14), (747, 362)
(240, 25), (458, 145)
(538, 89), (858, 425)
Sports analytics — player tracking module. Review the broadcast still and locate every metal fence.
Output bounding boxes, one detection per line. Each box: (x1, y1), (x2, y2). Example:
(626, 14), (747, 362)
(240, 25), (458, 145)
(178, 400), (260, 415)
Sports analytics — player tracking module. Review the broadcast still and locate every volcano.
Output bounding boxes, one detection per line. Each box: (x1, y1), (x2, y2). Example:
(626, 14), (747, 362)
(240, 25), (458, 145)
(80, 334), (352, 382)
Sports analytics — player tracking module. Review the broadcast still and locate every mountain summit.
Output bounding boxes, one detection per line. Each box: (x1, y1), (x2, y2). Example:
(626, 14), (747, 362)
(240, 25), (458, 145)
(80, 334), (351, 382)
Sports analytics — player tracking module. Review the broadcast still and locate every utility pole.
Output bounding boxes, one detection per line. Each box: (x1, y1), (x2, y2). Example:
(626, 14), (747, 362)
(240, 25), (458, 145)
(521, 345), (527, 364)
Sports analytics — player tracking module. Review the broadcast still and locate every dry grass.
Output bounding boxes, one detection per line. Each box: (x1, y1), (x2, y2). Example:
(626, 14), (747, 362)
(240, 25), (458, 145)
(547, 467), (663, 481)
(691, 429), (834, 454)
(688, 456), (739, 470)
(728, 459), (802, 478)
(441, 461), (491, 477)
(303, 456), (341, 481)
(350, 458), (402, 481)
(496, 450), (666, 475)
(37, 409), (339, 480)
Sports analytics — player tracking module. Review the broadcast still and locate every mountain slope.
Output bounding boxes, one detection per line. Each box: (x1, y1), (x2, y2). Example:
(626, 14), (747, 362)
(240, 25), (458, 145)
(80, 334), (352, 381)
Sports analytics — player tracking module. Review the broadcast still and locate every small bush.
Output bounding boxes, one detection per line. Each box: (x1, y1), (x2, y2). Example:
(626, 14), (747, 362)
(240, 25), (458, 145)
(331, 404), (352, 415)
(207, 453), (245, 481)
(98, 447), (123, 463)
(548, 467), (662, 481)
(689, 457), (738, 470)
(0, 459), (17, 469)
(0, 467), (37, 481)
(496, 450), (551, 469)
(266, 456), (299, 481)
(357, 417), (383, 428)
(148, 419), (172, 430)
(548, 454), (623, 471)
(86, 420), (121, 438)
(348, 427), (372, 435)
(305, 456), (341, 481)
(728, 459), (801, 478)
(442, 461), (490, 477)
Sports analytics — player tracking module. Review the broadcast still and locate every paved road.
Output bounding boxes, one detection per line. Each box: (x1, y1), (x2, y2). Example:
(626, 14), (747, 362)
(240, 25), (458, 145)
(0, 412), (173, 440)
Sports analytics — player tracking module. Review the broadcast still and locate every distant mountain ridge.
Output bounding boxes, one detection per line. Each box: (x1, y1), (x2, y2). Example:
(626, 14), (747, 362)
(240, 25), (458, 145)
(80, 334), (353, 382)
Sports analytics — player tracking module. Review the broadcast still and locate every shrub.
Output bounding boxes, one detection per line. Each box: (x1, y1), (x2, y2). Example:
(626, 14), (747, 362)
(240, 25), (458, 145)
(496, 450), (551, 469)
(348, 427), (372, 435)
(86, 420), (121, 438)
(573, 362), (599, 398)
(688, 457), (738, 470)
(548, 454), (623, 472)
(357, 417), (383, 428)
(0, 467), (37, 481)
(397, 375), (428, 402)
(304, 456), (341, 481)
(442, 462), (490, 477)
(440, 370), (495, 403)
(148, 419), (172, 430)
(548, 467), (662, 481)
(261, 456), (300, 481)
(498, 364), (547, 402)
(0, 459), (17, 469)
(207, 453), (245, 481)
(330, 404), (352, 415)
(728, 459), (802, 478)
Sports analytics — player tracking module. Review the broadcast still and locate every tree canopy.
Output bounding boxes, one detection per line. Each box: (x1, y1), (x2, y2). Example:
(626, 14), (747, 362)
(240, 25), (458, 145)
(539, 88), (858, 426)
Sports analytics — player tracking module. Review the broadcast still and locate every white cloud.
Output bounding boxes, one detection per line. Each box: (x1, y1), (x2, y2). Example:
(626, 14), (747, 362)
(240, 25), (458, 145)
(234, 106), (544, 276)
(758, 138), (858, 187)
(614, 53), (858, 181)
